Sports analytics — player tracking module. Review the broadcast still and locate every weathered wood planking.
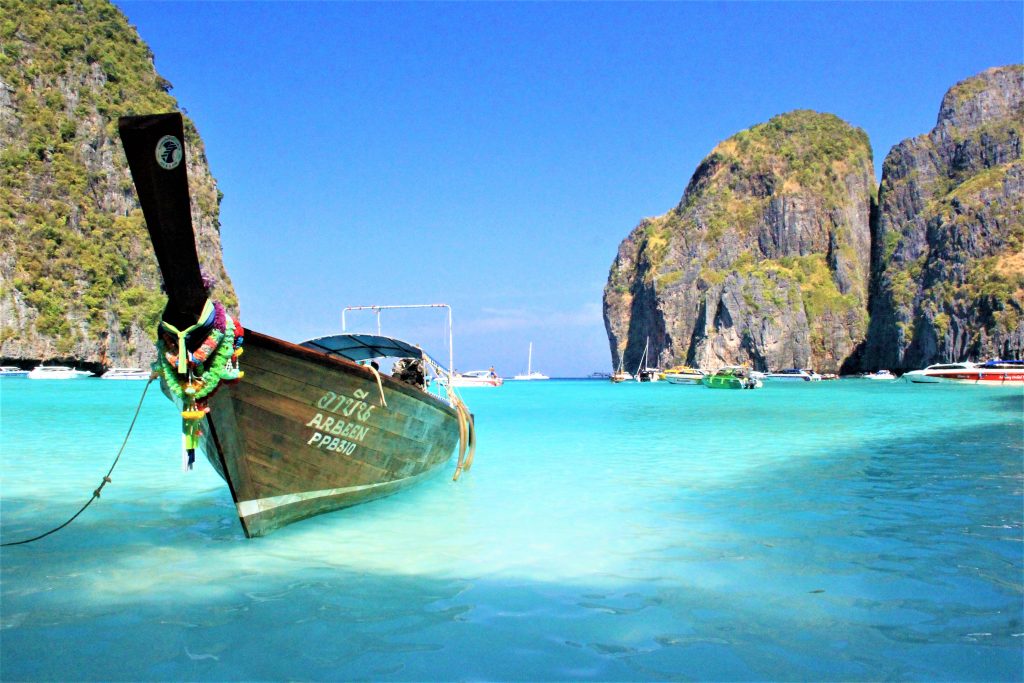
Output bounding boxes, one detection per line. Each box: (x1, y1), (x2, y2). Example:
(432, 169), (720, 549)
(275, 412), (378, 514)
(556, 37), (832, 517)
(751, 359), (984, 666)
(200, 330), (459, 537)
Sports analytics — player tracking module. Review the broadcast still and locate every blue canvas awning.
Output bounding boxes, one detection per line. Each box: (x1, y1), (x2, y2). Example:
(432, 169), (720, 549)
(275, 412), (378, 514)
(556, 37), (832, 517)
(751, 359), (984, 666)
(299, 334), (426, 363)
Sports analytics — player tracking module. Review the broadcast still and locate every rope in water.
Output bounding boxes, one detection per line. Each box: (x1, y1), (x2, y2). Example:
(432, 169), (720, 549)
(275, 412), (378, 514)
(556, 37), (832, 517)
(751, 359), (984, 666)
(0, 377), (154, 547)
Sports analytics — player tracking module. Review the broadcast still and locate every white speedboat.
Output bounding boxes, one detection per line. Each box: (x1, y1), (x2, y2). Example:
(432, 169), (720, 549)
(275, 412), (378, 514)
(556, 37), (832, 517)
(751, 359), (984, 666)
(765, 368), (822, 382)
(904, 360), (1024, 386)
(27, 365), (93, 379)
(449, 370), (503, 387)
(903, 362), (977, 384)
(865, 370), (896, 380)
(512, 343), (549, 381)
(100, 367), (151, 380)
(660, 365), (705, 385)
(0, 366), (29, 377)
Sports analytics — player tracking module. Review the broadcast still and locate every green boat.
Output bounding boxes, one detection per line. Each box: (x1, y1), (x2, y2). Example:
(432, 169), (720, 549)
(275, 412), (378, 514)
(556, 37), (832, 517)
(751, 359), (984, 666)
(702, 366), (763, 390)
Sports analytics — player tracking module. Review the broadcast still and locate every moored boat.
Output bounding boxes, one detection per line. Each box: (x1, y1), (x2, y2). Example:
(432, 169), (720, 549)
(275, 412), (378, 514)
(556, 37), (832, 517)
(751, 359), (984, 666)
(0, 366), (29, 377)
(27, 365), (93, 379)
(101, 367), (152, 380)
(904, 359), (1024, 386)
(634, 337), (659, 382)
(449, 369), (503, 387)
(610, 355), (632, 383)
(636, 367), (660, 382)
(865, 370), (896, 380)
(120, 113), (474, 538)
(764, 368), (821, 382)
(903, 362), (977, 384)
(659, 365), (705, 385)
(512, 343), (549, 381)
(701, 366), (762, 389)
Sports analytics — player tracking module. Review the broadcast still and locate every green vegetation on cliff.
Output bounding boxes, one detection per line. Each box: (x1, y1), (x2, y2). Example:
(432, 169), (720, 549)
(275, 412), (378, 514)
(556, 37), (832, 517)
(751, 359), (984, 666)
(0, 0), (234, 362)
(682, 110), (875, 219)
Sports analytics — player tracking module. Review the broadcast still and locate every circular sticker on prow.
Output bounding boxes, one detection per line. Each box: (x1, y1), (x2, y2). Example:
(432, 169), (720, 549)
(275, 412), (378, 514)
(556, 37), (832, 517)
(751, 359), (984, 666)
(155, 135), (183, 170)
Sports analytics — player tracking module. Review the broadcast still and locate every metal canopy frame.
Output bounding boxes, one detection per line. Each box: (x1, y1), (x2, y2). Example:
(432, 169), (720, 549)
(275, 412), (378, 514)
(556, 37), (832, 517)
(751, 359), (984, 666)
(341, 304), (454, 375)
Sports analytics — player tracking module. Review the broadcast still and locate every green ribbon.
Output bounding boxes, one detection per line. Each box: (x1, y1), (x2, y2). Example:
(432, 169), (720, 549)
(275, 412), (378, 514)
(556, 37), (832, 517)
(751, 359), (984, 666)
(160, 299), (215, 374)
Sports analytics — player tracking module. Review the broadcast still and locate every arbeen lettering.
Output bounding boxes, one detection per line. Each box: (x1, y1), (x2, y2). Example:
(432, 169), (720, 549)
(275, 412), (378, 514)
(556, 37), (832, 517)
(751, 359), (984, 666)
(304, 413), (370, 442)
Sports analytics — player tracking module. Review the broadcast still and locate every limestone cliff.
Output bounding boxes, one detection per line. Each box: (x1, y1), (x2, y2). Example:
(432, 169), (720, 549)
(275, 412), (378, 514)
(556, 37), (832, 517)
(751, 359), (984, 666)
(861, 65), (1024, 369)
(604, 111), (875, 373)
(0, 0), (235, 371)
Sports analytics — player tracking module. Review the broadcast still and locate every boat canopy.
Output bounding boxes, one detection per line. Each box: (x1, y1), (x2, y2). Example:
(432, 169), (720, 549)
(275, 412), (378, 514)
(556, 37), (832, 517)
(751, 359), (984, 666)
(300, 334), (427, 363)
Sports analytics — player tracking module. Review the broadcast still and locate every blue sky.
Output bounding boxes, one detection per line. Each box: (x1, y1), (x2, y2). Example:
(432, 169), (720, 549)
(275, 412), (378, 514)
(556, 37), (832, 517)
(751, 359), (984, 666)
(114, 1), (1022, 377)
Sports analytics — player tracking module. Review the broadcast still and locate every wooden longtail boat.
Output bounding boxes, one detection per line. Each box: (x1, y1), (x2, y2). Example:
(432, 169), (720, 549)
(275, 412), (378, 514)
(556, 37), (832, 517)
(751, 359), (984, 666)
(118, 113), (474, 538)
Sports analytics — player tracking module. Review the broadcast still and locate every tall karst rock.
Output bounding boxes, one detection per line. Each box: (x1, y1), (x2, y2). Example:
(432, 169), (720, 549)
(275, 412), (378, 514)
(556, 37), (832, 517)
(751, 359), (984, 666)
(861, 65), (1024, 370)
(0, 0), (235, 370)
(604, 110), (875, 373)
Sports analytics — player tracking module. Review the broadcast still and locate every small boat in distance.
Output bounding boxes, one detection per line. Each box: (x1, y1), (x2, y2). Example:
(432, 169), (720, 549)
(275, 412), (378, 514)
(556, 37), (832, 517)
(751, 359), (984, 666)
(449, 369), (503, 387)
(702, 366), (763, 390)
(101, 367), (152, 380)
(119, 113), (474, 538)
(512, 343), (549, 381)
(865, 370), (896, 380)
(764, 368), (822, 382)
(610, 354), (632, 383)
(0, 366), (29, 377)
(27, 365), (93, 380)
(660, 365), (705, 385)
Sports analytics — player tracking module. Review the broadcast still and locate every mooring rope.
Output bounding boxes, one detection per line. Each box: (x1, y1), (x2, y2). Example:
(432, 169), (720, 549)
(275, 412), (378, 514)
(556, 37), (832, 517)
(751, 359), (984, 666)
(365, 364), (388, 408)
(1, 376), (154, 547)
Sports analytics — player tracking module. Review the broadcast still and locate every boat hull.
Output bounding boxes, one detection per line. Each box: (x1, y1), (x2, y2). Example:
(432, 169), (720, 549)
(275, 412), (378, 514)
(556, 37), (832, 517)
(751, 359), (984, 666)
(907, 370), (1024, 386)
(662, 374), (704, 385)
(702, 376), (744, 389)
(702, 373), (762, 389)
(447, 376), (503, 387)
(197, 331), (460, 537)
(27, 368), (91, 379)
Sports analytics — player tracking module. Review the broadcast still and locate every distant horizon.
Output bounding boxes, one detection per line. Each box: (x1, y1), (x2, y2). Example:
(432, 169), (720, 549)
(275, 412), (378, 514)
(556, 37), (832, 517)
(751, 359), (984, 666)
(114, 1), (1023, 376)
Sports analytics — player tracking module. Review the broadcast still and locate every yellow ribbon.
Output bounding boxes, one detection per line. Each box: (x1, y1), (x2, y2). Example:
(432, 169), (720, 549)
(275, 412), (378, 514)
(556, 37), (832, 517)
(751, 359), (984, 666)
(160, 299), (215, 374)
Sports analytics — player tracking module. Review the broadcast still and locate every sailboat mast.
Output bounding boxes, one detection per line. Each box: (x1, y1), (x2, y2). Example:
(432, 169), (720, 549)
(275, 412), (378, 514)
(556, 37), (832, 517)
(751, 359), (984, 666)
(636, 337), (649, 377)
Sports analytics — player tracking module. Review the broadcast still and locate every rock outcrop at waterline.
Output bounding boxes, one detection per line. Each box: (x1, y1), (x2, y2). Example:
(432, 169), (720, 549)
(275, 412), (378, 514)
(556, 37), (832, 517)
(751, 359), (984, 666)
(604, 110), (875, 373)
(860, 65), (1024, 370)
(0, 0), (235, 371)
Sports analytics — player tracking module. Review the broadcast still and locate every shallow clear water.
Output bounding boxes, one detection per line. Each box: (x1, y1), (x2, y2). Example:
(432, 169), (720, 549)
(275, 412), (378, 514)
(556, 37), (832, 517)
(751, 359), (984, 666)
(1, 377), (1021, 681)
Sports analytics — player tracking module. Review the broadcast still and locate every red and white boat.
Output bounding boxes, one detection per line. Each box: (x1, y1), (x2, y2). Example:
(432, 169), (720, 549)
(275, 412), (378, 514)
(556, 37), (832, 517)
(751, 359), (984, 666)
(904, 360), (1024, 386)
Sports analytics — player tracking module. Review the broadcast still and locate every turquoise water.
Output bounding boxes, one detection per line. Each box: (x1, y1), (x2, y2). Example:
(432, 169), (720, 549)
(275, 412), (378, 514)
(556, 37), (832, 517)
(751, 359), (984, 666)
(1, 377), (1021, 681)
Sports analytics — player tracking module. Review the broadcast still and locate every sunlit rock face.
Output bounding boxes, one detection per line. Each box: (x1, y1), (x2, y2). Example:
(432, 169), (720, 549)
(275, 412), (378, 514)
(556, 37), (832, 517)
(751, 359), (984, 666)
(0, 0), (235, 369)
(861, 65), (1024, 370)
(604, 110), (875, 374)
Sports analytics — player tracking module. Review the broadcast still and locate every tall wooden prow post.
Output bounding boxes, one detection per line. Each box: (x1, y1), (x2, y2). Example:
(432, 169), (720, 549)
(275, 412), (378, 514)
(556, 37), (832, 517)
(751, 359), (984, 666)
(118, 113), (207, 331)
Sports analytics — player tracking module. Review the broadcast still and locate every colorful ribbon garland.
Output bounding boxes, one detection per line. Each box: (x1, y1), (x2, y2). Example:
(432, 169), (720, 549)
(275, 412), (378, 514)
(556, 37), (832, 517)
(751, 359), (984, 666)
(153, 300), (244, 467)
